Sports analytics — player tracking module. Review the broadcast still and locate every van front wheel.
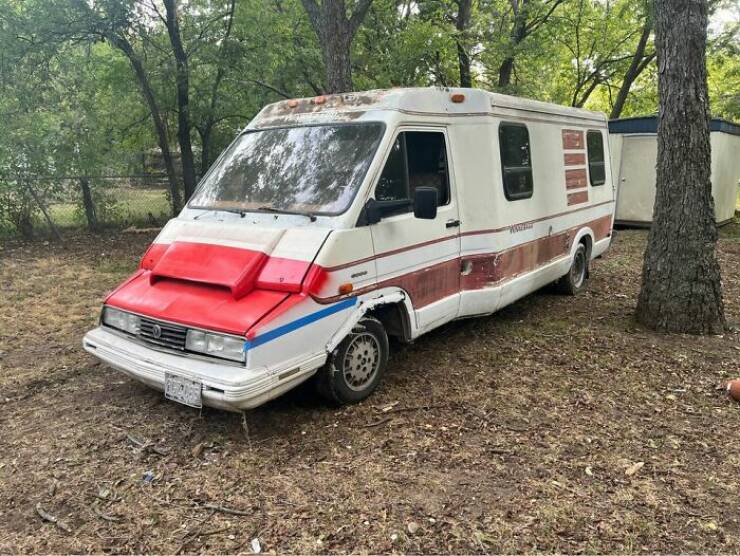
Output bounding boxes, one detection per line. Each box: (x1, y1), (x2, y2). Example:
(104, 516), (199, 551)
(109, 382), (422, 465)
(315, 316), (389, 405)
(556, 243), (589, 295)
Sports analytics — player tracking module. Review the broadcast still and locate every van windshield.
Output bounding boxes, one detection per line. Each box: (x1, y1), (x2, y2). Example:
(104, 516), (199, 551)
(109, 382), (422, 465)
(189, 123), (384, 216)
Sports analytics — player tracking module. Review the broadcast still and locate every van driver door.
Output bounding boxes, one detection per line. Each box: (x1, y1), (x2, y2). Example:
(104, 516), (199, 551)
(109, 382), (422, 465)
(368, 128), (462, 332)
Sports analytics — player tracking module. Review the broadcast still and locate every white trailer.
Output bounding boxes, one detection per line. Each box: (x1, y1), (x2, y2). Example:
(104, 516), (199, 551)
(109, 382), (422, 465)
(610, 116), (740, 226)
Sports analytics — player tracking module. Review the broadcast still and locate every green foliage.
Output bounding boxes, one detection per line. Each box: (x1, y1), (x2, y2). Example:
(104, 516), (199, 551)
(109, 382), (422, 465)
(707, 14), (740, 120)
(0, 0), (737, 237)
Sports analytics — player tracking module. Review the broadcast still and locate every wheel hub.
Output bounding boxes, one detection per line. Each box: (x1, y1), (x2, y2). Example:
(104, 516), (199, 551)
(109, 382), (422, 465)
(342, 332), (380, 391)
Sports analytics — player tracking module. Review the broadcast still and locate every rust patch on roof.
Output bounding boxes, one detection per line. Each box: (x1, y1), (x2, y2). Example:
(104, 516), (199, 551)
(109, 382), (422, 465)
(252, 110), (368, 129)
(262, 91), (391, 118)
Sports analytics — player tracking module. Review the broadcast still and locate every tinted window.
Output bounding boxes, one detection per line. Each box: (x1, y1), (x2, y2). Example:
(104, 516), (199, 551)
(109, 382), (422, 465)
(375, 131), (450, 210)
(587, 130), (606, 186)
(189, 123), (384, 215)
(499, 123), (533, 200)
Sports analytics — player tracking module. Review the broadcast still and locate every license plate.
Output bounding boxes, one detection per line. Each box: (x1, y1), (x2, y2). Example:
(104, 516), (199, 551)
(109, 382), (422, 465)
(164, 373), (202, 408)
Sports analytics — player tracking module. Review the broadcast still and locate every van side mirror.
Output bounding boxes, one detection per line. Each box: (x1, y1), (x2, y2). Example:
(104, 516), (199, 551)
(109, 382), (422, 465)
(361, 198), (381, 225)
(413, 187), (438, 219)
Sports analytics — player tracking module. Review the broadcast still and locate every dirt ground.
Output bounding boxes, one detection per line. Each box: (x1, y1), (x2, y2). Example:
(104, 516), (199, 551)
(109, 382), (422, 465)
(1, 224), (739, 554)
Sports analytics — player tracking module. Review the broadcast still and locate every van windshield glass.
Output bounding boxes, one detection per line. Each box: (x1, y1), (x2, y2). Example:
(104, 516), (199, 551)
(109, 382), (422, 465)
(189, 123), (384, 216)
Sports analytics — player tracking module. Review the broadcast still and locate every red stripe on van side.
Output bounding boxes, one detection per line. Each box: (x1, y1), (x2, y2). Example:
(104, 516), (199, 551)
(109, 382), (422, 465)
(325, 234), (459, 272)
(316, 214), (612, 307)
(323, 200), (615, 273)
(461, 231), (569, 290)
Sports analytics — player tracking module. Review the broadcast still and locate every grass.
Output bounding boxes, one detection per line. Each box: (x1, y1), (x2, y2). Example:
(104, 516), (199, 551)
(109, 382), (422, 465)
(0, 225), (739, 553)
(47, 187), (171, 229)
(0, 187), (172, 238)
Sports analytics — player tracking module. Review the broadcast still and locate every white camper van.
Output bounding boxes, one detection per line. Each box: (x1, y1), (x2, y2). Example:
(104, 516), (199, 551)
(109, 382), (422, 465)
(83, 88), (616, 411)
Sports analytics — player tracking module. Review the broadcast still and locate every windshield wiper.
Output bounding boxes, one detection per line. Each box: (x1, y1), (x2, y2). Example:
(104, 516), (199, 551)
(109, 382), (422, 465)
(256, 205), (317, 222)
(192, 206), (248, 218)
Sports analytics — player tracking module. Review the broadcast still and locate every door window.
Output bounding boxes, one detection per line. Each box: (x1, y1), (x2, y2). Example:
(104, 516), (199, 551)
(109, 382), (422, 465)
(375, 131), (450, 213)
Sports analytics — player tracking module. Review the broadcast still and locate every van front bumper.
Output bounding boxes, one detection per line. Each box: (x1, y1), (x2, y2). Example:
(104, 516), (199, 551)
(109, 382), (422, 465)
(82, 327), (326, 411)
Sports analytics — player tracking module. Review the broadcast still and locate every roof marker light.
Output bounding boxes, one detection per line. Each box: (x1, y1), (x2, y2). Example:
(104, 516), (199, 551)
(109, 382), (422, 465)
(287, 99), (299, 108)
(450, 93), (465, 103)
(312, 95), (327, 105)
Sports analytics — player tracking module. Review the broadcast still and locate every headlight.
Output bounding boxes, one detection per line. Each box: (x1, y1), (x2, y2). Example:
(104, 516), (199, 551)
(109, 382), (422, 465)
(186, 329), (245, 362)
(102, 307), (140, 335)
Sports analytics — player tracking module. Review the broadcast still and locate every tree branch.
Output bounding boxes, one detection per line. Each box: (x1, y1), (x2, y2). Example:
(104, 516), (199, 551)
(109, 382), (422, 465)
(525, 0), (566, 35)
(349, 0), (374, 35)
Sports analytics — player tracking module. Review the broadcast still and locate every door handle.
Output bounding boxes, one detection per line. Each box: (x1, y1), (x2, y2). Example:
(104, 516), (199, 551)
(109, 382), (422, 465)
(446, 219), (461, 228)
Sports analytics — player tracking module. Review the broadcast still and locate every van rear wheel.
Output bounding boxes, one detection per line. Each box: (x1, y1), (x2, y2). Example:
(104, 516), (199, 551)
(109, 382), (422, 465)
(315, 316), (389, 405)
(556, 243), (589, 295)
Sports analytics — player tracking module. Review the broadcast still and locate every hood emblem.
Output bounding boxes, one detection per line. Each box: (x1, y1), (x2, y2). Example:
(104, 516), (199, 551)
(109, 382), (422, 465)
(152, 324), (162, 339)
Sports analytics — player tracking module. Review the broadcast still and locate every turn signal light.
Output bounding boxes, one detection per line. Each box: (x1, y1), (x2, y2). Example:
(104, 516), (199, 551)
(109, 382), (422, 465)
(450, 93), (465, 103)
(338, 283), (354, 295)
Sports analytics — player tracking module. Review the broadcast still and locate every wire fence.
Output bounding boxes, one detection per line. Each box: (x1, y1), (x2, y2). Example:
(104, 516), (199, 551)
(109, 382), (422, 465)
(0, 174), (176, 240)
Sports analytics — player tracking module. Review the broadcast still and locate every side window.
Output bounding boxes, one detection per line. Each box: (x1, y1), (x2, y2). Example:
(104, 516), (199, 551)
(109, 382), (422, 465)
(375, 135), (408, 202)
(499, 123), (533, 200)
(375, 131), (450, 210)
(587, 130), (606, 186)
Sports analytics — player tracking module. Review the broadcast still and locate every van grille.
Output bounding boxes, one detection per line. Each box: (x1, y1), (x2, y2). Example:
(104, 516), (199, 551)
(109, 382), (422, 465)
(138, 317), (187, 351)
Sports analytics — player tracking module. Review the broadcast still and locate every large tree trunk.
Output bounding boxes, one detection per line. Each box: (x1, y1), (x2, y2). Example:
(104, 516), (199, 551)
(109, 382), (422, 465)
(610, 20), (655, 119)
(108, 34), (183, 214)
(321, 28), (353, 94)
(163, 0), (198, 201)
(635, 0), (725, 334)
(300, 0), (373, 93)
(455, 0), (473, 88)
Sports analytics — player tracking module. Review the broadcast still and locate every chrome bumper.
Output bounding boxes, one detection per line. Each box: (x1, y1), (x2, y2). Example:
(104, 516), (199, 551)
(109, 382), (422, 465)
(83, 327), (325, 411)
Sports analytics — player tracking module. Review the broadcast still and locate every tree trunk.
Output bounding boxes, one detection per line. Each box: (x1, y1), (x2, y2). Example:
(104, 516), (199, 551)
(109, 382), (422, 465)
(300, 0), (373, 94)
(610, 20), (655, 119)
(198, 124), (213, 177)
(498, 57), (515, 88)
(635, 0), (725, 334)
(572, 76), (601, 107)
(455, 0), (473, 87)
(497, 0), (528, 88)
(321, 29), (353, 94)
(198, 0), (235, 178)
(108, 34), (183, 214)
(79, 176), (98, 231)
(163, 0), (198, 200)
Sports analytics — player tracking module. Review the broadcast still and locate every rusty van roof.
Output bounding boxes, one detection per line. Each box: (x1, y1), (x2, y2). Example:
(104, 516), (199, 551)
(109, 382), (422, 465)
(249, 87), (607, 128)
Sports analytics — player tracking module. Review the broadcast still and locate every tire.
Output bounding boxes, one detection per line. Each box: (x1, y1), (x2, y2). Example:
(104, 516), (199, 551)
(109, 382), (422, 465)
(555, 243), (589, 295)
(315, 316), (389, 405)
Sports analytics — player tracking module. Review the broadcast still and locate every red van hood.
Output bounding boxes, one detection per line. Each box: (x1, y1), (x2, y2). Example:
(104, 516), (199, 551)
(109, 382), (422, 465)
(105, 219), (330, 335)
